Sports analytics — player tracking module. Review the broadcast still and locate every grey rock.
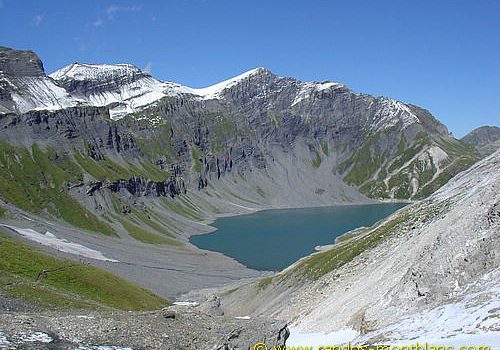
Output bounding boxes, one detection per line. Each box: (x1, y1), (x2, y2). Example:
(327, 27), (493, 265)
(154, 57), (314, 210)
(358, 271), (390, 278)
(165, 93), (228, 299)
(0, 46), (45, 77)
(461, 125), (500, 156)
(0, 310), (288, 350)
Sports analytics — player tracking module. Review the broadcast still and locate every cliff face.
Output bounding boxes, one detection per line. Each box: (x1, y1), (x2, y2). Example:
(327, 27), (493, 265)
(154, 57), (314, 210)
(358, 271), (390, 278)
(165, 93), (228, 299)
(0, 47), (45, 77)
(0, 45), (480, 258)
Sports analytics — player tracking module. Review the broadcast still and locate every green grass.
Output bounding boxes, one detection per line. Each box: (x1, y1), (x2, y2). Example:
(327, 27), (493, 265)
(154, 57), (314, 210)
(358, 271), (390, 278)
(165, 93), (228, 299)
(191, 145), (203, 173)
(161, 198), (200, 221)
(339, 135), (385, 186)
(162, 196), (203, 221)
(0, 231), (169, 310)
(257, 277), (273, 291)
(211, 113), (238, 144)
(359, 180), (388, 198)
(315, 188), (325, 195)
(119, 219), (181, 245)
(74, 151), (132, 181)
(0, 207), (5, 218)
(311, 151), (322, 168)
(131, 208), (176, 238)
(387, 138), (428, 173)
(138, 160), (170, 182)
(334, 228), (365, 243)
(2, 276), (101, 310)
(297, 212), (409, 280)
(341, 132), (478, 200)
(0, 141), (115, 236)
(76, 147), (170, 183)
(134, 124), (177, 161)
(46, 147), (84, 182)
(321, 142), (329, 156)
(415, 156), (478, 199)
(256, 186), (266, 198)
(387, 172), (411, 199)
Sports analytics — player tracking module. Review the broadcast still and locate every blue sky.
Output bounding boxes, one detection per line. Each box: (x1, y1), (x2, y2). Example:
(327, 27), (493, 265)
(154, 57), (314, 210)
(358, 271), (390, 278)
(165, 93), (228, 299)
(0, 0), (498, 137)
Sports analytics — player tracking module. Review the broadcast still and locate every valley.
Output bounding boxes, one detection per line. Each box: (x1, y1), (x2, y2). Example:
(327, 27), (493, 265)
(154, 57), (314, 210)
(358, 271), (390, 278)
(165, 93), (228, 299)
(0, 44), (498, 349)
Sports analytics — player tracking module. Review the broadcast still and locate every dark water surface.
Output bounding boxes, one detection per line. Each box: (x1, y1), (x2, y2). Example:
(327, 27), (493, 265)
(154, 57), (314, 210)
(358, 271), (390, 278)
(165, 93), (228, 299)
(190, 203), (408, 271)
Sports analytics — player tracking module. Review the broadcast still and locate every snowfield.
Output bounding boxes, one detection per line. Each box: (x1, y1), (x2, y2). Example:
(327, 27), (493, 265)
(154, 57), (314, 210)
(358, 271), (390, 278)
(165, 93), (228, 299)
(1, 225), (119, 262)
(288, 271), (500, 348)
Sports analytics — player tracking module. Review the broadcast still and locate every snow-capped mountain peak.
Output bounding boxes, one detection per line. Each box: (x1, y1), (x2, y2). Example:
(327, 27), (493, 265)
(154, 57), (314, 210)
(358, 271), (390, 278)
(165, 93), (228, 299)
(186, 67), (267, 99)
(49, 63), (192, 120)
(49, 63), (145, 82)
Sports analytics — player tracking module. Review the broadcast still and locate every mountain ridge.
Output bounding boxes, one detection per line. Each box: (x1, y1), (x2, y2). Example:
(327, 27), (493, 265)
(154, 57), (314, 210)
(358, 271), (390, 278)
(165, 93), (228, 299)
(461, 125), (500, 156)
(0, 45), (482, 299)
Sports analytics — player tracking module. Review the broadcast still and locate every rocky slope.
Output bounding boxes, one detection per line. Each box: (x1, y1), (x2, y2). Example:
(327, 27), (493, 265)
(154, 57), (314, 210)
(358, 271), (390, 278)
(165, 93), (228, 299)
(0, 45), (481, 300)
(461, 125), (500, 156)
(0, 307), (288, 350)
(212, 150), (499, 343)
(0, 224), (288, 350)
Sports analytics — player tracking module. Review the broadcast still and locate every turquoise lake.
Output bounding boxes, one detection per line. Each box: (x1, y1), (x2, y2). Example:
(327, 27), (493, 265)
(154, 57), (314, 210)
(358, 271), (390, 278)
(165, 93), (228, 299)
(190, 203), (408, 271)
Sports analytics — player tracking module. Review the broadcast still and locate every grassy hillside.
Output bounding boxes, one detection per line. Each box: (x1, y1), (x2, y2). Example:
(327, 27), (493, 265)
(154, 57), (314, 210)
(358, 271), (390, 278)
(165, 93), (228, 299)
(0, 141), (115, 236)
(339, 132), (480, 200)
(0, 230), (169, 310)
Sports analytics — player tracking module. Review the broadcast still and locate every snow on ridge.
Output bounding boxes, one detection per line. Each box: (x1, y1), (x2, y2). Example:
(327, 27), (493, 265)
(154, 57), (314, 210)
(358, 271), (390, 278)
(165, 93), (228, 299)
(186, 67), (266, 99)
(49, 63), (142, 81)
(371, 97), (421, 133)
(9, 76), (83, 113)
(291, 81), (344, 106)
(83, 66), (267, 119)
(50, 63), (196, 120)
(47, 65), (266, 119)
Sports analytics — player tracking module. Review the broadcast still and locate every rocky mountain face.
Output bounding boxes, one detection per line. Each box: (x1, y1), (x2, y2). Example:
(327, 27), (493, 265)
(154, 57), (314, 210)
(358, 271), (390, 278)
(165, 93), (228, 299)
(0, 47), (79, 114)
(214, 150), (500, 343)
(0, 45), (481, 273)
(461, 125), (500, 156)
(0, 45), (495, 347)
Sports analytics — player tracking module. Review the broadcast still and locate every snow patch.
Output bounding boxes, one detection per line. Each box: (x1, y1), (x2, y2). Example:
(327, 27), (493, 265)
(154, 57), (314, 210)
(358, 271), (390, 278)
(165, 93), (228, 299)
(9, 76), (82, 113)
(356, 280), (500, 346)
(372, 98), (420, 133)
(2, 225), (119, 262)
(173, 301), (199, 306)
(187, 67), (264, 99)
(234, 316), (251, 320)
(50, 63), (141, 81)
(48, 64), (265, 120)
(292, 81), (343, 106)
(50, 63), (194, 120)
(288, 283), (499, 347)
(287, 327), (358, 347)
(19, 332), (53, 343)
(0, 331), (12, 348)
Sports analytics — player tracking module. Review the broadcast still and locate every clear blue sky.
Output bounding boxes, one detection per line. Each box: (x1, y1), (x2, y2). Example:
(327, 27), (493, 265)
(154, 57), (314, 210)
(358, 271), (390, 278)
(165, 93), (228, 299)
(0, 0), (498, 137)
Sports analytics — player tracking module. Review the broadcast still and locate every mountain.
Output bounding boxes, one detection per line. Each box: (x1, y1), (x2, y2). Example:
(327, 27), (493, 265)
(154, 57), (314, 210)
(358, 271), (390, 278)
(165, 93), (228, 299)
(213, 150), (500, 344)
(0, 45), (481, 298)
(461, 125), (500, 156)
(0, 46), (80, 113)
